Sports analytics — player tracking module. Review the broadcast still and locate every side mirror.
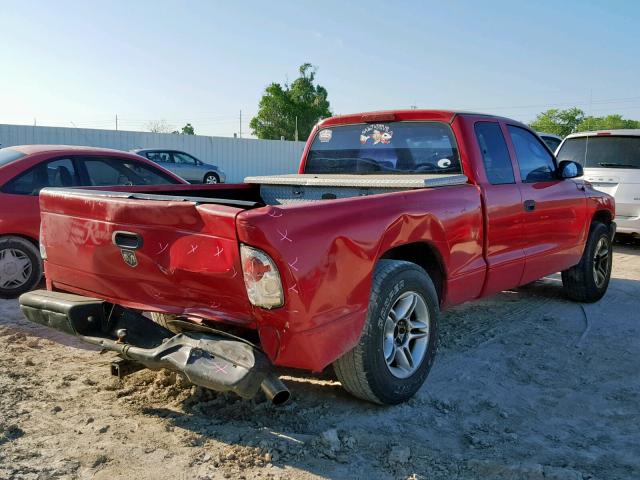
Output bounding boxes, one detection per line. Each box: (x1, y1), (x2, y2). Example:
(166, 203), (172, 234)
(558, 160), (583, 179)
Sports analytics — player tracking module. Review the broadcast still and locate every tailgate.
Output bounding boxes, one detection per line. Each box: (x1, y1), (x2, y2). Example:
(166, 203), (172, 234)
(39, 188), (254, 325)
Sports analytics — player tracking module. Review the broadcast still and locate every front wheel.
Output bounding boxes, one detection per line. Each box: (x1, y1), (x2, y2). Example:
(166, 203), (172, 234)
(203, 172), (219, 184)
(561, 222), (613, 303)
(0, 236), (42, 299)
(333, 260), (439, 405)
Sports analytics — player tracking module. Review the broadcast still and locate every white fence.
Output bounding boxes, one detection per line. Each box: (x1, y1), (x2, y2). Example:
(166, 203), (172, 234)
(0, 124), (306, 183)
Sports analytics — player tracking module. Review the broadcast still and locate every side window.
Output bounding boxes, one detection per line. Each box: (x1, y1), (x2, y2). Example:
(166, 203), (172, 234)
(83, 157), (176, 186)
(173, 152), (197, 165)
(474, 122), (515, 185)
(146, 152), (171, 163)
(508, 126), (557, 182)
(2, 158), (77, 195)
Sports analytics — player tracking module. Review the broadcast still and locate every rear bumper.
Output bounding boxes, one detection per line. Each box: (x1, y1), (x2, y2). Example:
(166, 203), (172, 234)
(615, 216), (640, 234)
(19, 290), (289, 404)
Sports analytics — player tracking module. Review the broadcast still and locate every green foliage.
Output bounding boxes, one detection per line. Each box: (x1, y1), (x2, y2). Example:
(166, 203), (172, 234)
(172, 123), (195, 135)
(577, 115), (640, 132)
(529, 108), (585, 137)
(250, 63), (331, 141)
(530, 108), (640, 136)
(180, 123), (195, 135)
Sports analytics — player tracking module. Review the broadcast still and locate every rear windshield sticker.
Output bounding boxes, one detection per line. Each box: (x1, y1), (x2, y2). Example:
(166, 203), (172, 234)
(437, 158), (452, 168)
(360, 124), (393, 145)
(318, 129), (333, 143)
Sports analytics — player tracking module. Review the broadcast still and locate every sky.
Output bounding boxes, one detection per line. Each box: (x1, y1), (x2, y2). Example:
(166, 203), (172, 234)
(1, 0), (639, 138)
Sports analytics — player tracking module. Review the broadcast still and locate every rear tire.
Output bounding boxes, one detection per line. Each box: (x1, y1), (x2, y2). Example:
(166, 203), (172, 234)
(333, 260), (439, 405)
(0, 236), (42, 299)
(561, 222), (612, 303)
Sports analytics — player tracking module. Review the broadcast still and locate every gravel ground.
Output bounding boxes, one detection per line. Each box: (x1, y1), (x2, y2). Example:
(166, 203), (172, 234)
(1, 242), (639, 480)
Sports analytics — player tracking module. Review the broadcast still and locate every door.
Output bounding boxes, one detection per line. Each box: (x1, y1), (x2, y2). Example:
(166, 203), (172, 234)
(473, 121), (526, 296)
(172, 152), (199, 182)
(1, 157), (79, 240)
(505, 125), (588, 284)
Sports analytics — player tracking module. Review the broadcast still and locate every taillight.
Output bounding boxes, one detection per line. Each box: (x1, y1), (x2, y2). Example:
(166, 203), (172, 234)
(240, 245), (284, 309)
(39, 222), (47, 260)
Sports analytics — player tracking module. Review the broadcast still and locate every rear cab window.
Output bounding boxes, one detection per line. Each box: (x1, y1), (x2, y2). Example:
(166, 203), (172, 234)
(557, 135), (640, 169)
(304, 122), (461, 175)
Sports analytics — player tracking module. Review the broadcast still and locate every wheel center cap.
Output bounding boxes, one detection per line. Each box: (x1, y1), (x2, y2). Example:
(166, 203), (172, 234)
(3, 262), (18, 276)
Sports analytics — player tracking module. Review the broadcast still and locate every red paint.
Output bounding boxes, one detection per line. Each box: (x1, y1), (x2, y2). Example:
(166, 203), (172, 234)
(36, 112), (615, 372)
(0, 145), (188, 244)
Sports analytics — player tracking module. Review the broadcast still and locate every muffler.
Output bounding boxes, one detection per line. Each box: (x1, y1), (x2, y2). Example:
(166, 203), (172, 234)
(20, 290), (290, 404)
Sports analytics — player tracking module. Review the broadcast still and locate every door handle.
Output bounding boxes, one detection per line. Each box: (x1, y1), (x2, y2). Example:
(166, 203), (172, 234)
(523, 200), (536, 212)
(112, 231), (143, 250)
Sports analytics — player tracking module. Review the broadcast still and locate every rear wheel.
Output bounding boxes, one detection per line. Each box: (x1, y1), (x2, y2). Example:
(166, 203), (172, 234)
(0, 236), (42, 299)
(333, 260), (439, 405)
(203, 172), (219, 184)
(561, 222), (612, 302)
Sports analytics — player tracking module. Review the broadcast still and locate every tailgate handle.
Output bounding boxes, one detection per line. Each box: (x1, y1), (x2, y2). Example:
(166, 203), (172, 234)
(112, 231), (143, 250)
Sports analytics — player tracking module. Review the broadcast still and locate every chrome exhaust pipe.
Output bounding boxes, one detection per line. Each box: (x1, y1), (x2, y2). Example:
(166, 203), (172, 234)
(261, 375), (290, 405)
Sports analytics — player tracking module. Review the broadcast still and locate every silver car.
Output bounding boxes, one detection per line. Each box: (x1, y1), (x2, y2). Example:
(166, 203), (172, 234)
(132, 149), (226, 184)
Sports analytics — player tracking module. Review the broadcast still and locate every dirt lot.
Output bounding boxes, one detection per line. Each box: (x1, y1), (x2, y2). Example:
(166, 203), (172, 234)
(1, 243), (639, 480)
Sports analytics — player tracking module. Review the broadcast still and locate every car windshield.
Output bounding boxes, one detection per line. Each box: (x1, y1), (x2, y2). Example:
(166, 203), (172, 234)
(304, 121), (461, 175)
(557, 136), (640, 169)
(0, 148), (27, 167)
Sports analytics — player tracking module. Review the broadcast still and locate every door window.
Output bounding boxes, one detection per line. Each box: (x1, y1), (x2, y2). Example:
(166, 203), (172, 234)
(2, 158), (78, 195)
(146, 151), (172, 163)
(173, 152), (198, 165)
(508, 126), (557, 182)
(474, 122), (515, 185)
(83, 157), (177, 186)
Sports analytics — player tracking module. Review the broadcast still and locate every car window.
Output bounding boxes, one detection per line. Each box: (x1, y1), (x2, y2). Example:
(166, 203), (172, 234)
(508, 126), (557, 182)
(474, 122), (515, 185)
(541, 136), (561, 152)
(557, 136), (640, 169)
(2, 158), (78, 195)
(146, 151), (172, 163)
(305, 122), (461, 175)
(0, 148), (27, 167)
(83, 157), (177, 186)
(173, 152), (197, 165)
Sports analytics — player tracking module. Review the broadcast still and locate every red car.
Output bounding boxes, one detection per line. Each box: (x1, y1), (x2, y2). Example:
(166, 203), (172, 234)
(21, 111), (615, 405)
(0, 145), (187, 298)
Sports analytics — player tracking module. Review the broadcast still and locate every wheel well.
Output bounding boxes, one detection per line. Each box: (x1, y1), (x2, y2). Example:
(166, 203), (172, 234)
(379, 242), (446, 303)
(1, 233), (39, 249)
(592, 210), (612, 226)
(204, 171), (219, 180)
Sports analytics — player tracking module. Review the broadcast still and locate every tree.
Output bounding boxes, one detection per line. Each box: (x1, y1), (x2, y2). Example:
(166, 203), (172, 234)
(172, 123), (195, 135)
(180, 123), (195, 135)
(146, 119), (173, 134)
(530, 108), (640, 135)
(577, 114), (640, 132)
(250, 63), (331, 141)
(529, 108), (584, 137)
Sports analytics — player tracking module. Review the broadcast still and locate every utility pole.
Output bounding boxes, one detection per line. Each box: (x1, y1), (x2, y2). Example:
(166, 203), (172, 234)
(295, 116), (298, 142)
(239, 110), (242, 138)
(33, 118), (36, 126)
(115, 114), (118, 131)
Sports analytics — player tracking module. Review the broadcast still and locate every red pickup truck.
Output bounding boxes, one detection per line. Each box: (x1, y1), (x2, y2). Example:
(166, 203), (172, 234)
(20, 110), (615, 405)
